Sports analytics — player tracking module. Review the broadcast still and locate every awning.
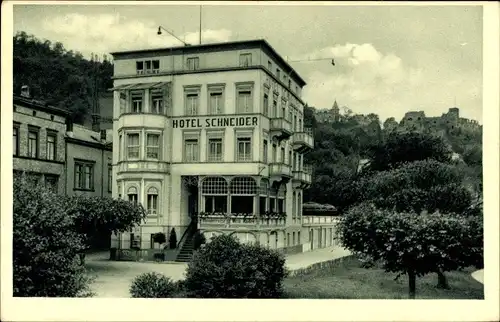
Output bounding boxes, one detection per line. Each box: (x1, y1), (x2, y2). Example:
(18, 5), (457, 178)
(108, 82), (170, 92)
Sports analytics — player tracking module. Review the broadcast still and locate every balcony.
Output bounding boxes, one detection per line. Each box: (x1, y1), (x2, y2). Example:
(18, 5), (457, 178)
(292, 165), (312, 188)
(270, 117), (292, 140)
(302, 216), (339, 226)
(117, 160), (170, 174)
(269, 162), (292, 179)
(199, 213), (286, 230)
(292, 128), (314, 152)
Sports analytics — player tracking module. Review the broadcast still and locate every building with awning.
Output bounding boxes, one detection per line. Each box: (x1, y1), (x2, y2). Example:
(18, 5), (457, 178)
(109, 39), (320, 261)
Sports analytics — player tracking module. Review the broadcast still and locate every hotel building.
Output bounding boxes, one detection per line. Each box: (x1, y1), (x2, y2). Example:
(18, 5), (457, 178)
(109, 39), (319, 260)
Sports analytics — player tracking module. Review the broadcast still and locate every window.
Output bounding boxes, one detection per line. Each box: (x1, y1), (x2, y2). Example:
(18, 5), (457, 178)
(202, 177), (228, 213)
(184, 138), (199, 162)
(239, 53), (252, 67)
(263, 140), (268, 163)
(273, 100), (278, 118)
(294, 115), (297, 131)
(299, 119), (302, 131)
(45, 175), (58, 192)
(281, 147), (285, 163)
(230, 177), (257, 213)
(208, 138), (223, 162)
(147, 187), (159, 216)
(151, 60), (160, 74)
(136, 61), (144, 74)
(237, 89), (253, 113)
(127, 133), (140, 159)
(131, 91), (143, 113)
(263, 94), (269, 116)
(209, 92), (223, 115)
(185, 93), (199, 116)
(268, 61), (272, 70)
(293, 232), (296, 245)
(75, 161), (94, 190)
(187, 57), (199, 70)
(28, 129), (38, 158)
(119, 134), (123, 160)
(288, 79), (291, 88)
(288, 109), (292, 122)
(128, 186), (138, 204)
(298, 231), (301, 243)
(108, 165), (112, 192)
(46, 133), (56, 160)
(151, 91), (163, 114)
(13, 126), (19, 156)
(276, 69), (281, 79)
(237, 137), (252, 161)
(272, 144), (277, 162)
(146, 133), (160, 159)
(288, 151), (292, 166)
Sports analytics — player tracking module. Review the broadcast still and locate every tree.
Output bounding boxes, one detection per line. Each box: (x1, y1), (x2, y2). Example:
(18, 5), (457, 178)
(336, 203), (483, 299)
(63, 195), (147, 263)
(13, 174), (93, 297)
(366, 131), (452, 172)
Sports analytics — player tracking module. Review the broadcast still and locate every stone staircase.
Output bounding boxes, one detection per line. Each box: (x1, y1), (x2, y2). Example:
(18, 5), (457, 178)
(175, 233), (195, 262)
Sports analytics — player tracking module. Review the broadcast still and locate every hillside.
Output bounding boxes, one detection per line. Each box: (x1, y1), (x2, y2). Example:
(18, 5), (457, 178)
(13, 32), (113, 124)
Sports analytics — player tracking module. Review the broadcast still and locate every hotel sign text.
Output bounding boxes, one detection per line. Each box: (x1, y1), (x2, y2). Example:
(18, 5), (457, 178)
(172, 116), (258, 129)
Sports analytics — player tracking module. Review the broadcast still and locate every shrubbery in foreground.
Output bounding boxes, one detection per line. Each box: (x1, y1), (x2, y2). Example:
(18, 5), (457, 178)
(184, 234), (288, 298)
(13, 175), (94, 297)
(129, 272), (178, 298)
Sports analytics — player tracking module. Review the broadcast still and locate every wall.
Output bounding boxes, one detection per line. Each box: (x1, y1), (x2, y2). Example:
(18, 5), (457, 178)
(13, 105), (67, 194)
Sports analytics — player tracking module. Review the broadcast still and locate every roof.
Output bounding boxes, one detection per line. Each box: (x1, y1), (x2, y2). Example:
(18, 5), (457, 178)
(67, 124), (113, 147)
(13, 95), (69, 117)
(110, 39), (306, 87)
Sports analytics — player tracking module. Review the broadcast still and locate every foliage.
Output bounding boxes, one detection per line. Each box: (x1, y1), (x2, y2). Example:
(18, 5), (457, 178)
(193, 231), (207, 250)
(366, 131), (452, 172)
(13, 32), (113, 124)
(356, 160), (473, 215)
(63, 195), (147, 248)
(13, 174), (94, 297)
(336, 203), (483, 298)
(129, 272), (177, 298)
(152, 232), (166, 244)
(169, 228), (177, 249)
(184, 234), (288, 298)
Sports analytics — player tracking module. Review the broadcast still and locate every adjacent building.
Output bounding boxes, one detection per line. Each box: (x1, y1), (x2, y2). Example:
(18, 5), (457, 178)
(13, 86), (112, 199)
(110, 39), (322, 258)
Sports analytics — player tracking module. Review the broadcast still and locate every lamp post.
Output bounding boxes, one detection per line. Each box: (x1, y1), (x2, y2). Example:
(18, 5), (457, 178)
(157, 26), (191, 46)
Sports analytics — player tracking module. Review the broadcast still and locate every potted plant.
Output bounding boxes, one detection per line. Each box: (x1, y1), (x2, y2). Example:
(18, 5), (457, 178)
(152, 232), (166, 249)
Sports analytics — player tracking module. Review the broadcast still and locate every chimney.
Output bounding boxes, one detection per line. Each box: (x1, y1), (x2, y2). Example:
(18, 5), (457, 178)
(20, 85), (30, 98)
(100, 129), (107, 141)
(66, 120), (74, 137)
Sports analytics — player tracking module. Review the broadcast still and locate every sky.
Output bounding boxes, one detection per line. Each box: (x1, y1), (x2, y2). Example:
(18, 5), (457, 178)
(12, 3), (483, 123)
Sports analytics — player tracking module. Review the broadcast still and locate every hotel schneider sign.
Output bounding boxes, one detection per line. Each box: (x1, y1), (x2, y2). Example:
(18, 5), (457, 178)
(172, 116), (258, 129)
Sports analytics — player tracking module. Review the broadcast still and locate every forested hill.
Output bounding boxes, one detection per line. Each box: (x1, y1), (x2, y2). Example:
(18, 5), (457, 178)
(13, 32), (113, 124)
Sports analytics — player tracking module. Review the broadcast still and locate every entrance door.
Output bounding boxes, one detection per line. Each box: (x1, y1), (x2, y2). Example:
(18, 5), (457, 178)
(188, 185), (198, 223)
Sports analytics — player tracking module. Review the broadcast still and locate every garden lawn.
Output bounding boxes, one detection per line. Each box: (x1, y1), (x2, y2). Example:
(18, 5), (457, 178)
(283, 256), (483, 299)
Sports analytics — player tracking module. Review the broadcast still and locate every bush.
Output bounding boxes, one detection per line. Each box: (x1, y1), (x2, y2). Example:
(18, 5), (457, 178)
(129, 272), (177, 298)
(193, 231), (206, 250)
(13, 174), (94, 297)
(169, 228), (177, 249)
(152, 232), (166, 244)
(184, 234), (288, 298)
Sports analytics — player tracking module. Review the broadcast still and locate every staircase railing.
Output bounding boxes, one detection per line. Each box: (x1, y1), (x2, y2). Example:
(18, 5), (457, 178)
(176, 213), (197, 250)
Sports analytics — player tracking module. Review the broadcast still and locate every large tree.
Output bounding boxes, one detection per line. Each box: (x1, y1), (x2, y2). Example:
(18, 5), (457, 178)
(336, 203), (483, 299)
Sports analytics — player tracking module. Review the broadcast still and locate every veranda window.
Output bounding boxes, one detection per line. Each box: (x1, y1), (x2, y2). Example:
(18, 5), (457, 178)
(230, 177), (257, 214)
(202, 177), (228, 213)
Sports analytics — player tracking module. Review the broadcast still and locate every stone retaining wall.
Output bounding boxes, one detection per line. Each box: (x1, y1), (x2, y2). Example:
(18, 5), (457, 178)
(288, 254), (355, 277)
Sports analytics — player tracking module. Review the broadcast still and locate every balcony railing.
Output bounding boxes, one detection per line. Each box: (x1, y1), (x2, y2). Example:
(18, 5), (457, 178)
(292, 127), (314, 151)
(269, 163), (292, 178)
(117, 160), (170, 174)
(270, 117), (292, 138)
(302, 216), (338, 225)
(199, 212), (286, 228)
(292, 169), (312, 184)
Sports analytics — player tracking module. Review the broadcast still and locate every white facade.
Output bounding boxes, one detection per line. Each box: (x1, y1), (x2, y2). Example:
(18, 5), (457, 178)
(110, 40), (316, 254)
